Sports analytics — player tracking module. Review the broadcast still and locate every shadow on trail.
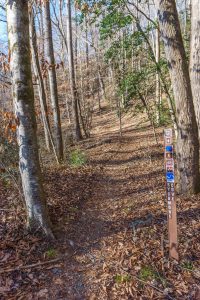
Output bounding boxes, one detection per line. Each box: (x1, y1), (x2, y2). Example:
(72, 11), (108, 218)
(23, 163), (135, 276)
(66, 206), (200, 252)
(91, 169), (163, 185)
(89, 151), (164, 166)
(46, 165), (200, 252)
(44, 131), (199, 298)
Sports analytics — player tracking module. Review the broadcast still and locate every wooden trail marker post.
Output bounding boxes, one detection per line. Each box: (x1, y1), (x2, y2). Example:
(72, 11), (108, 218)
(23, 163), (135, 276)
(164, 129), (179, 260)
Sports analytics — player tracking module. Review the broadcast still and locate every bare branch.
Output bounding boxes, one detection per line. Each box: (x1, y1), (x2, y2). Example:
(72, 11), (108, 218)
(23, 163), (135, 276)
(0, 4), (6, 11)
(126, 0), (157, 26)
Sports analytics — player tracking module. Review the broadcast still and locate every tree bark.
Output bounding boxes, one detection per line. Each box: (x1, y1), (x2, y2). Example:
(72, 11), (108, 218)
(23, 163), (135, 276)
(190, 0), (200, 138)
(38, 6), (48, 97)
(43, 0), (64, 160)
(67, 0), (82, 141)
(6, 0), (53, 237)
(29, 9), (52, 152)
(85, 16), (89, 70)
(155, 25), (161, 125)
(156, 0), (200, 194)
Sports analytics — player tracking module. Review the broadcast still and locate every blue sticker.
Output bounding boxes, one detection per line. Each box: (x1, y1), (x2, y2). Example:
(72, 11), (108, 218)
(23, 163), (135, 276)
(166, 172), (174, 182)
(165, 145), (173, 152)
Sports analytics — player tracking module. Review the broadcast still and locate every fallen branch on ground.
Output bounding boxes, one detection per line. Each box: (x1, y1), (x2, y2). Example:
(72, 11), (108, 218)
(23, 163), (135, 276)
(0, 252), (76, 274)
(120, 266), (175, 300)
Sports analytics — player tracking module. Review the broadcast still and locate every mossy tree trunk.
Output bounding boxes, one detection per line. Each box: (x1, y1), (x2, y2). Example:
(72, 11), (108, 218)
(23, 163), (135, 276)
(156, 0), (200, 194)
(6, 0), (54, 237)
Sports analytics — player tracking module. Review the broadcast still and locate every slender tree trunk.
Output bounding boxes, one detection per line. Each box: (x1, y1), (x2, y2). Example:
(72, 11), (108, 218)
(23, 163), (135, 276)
(78, 44), (88, 136)
(91, 25), (107, 101)
(38, 6), (48, 96)
(67, 0), (82, 141)
(84, 16), (90, 97)
(6, 0), (53, 237)
(190, 0), (200, 138)
(97, 61), (106, 101)
(74, 13), (78, 83)
(60, 43), (71, 124)
(29, 10), (52, 152)
(43, 0), (64, 160)
(156, 0), (200, 194)
(155, 26), (161, 125)
(94, 44), (106, 102)
(117, 97), (122, 137)
(85, 16), (89, 70)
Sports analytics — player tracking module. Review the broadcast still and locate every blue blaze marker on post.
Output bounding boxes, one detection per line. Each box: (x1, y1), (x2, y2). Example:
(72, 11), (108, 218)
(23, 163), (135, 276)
(165, 145), (173, 152)
(166, 172), (174, 182)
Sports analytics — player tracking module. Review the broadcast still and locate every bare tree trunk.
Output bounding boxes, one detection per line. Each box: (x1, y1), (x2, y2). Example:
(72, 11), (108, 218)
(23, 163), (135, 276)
(78, 44), (88, 137)
(97, 61), (106, 102)
(155, 26), (161, 125)
(74, 13), (78, 83)
(117, 97), (122, 137)
(156, 0), (200, 194)
(85, 16), (89, 70)
(38, 6), (48, 96)
(84, 16), (90, 97)
(6, 0), (53, 237)
(67, 0), (82, 141)
(29, 9), (52, 152)
(190, 0), (200, 138)
(43, 0), (64, 160)
(91, 25), (107, 102)
(60, 43), (71, 124)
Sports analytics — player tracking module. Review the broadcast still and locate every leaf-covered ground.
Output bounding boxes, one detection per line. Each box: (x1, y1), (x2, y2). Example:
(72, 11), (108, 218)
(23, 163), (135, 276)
(0, 106), (200, 299)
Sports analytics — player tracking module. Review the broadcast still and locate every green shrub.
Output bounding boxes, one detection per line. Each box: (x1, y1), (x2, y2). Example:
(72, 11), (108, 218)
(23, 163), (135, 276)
(114, 274), (131, 284)
(139, 266), (157, 281)
(69, 149), (86, 167)
(45, 248), (57, 259)
(139, 266), (166, 286)
(181, 260), (193, 270)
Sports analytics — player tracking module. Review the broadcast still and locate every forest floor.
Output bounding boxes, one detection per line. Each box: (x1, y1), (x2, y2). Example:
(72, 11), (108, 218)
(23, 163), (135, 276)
(0, 104), (200, 300)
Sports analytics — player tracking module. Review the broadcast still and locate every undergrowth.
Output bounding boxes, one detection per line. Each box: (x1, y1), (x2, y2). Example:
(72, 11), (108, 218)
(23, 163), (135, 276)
(69, 149), (87, 167)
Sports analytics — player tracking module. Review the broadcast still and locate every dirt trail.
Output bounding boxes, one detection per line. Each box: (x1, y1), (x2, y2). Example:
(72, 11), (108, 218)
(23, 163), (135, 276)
(45, 106), (166, 299)
(1, 105), (199, 300)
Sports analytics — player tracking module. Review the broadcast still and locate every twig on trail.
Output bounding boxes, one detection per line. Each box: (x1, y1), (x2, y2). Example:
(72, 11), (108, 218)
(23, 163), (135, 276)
(132, 275), (175, 300)
(120, 266), (175, 300)
(180, 266), (200, 274)
(0, 252), (76, 274)
(0, 258), (62, 274)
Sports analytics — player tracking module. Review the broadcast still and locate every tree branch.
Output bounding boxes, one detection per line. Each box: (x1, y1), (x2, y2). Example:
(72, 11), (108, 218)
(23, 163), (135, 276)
(126, 0), (157, 26)
(0, 4), (6, 11)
